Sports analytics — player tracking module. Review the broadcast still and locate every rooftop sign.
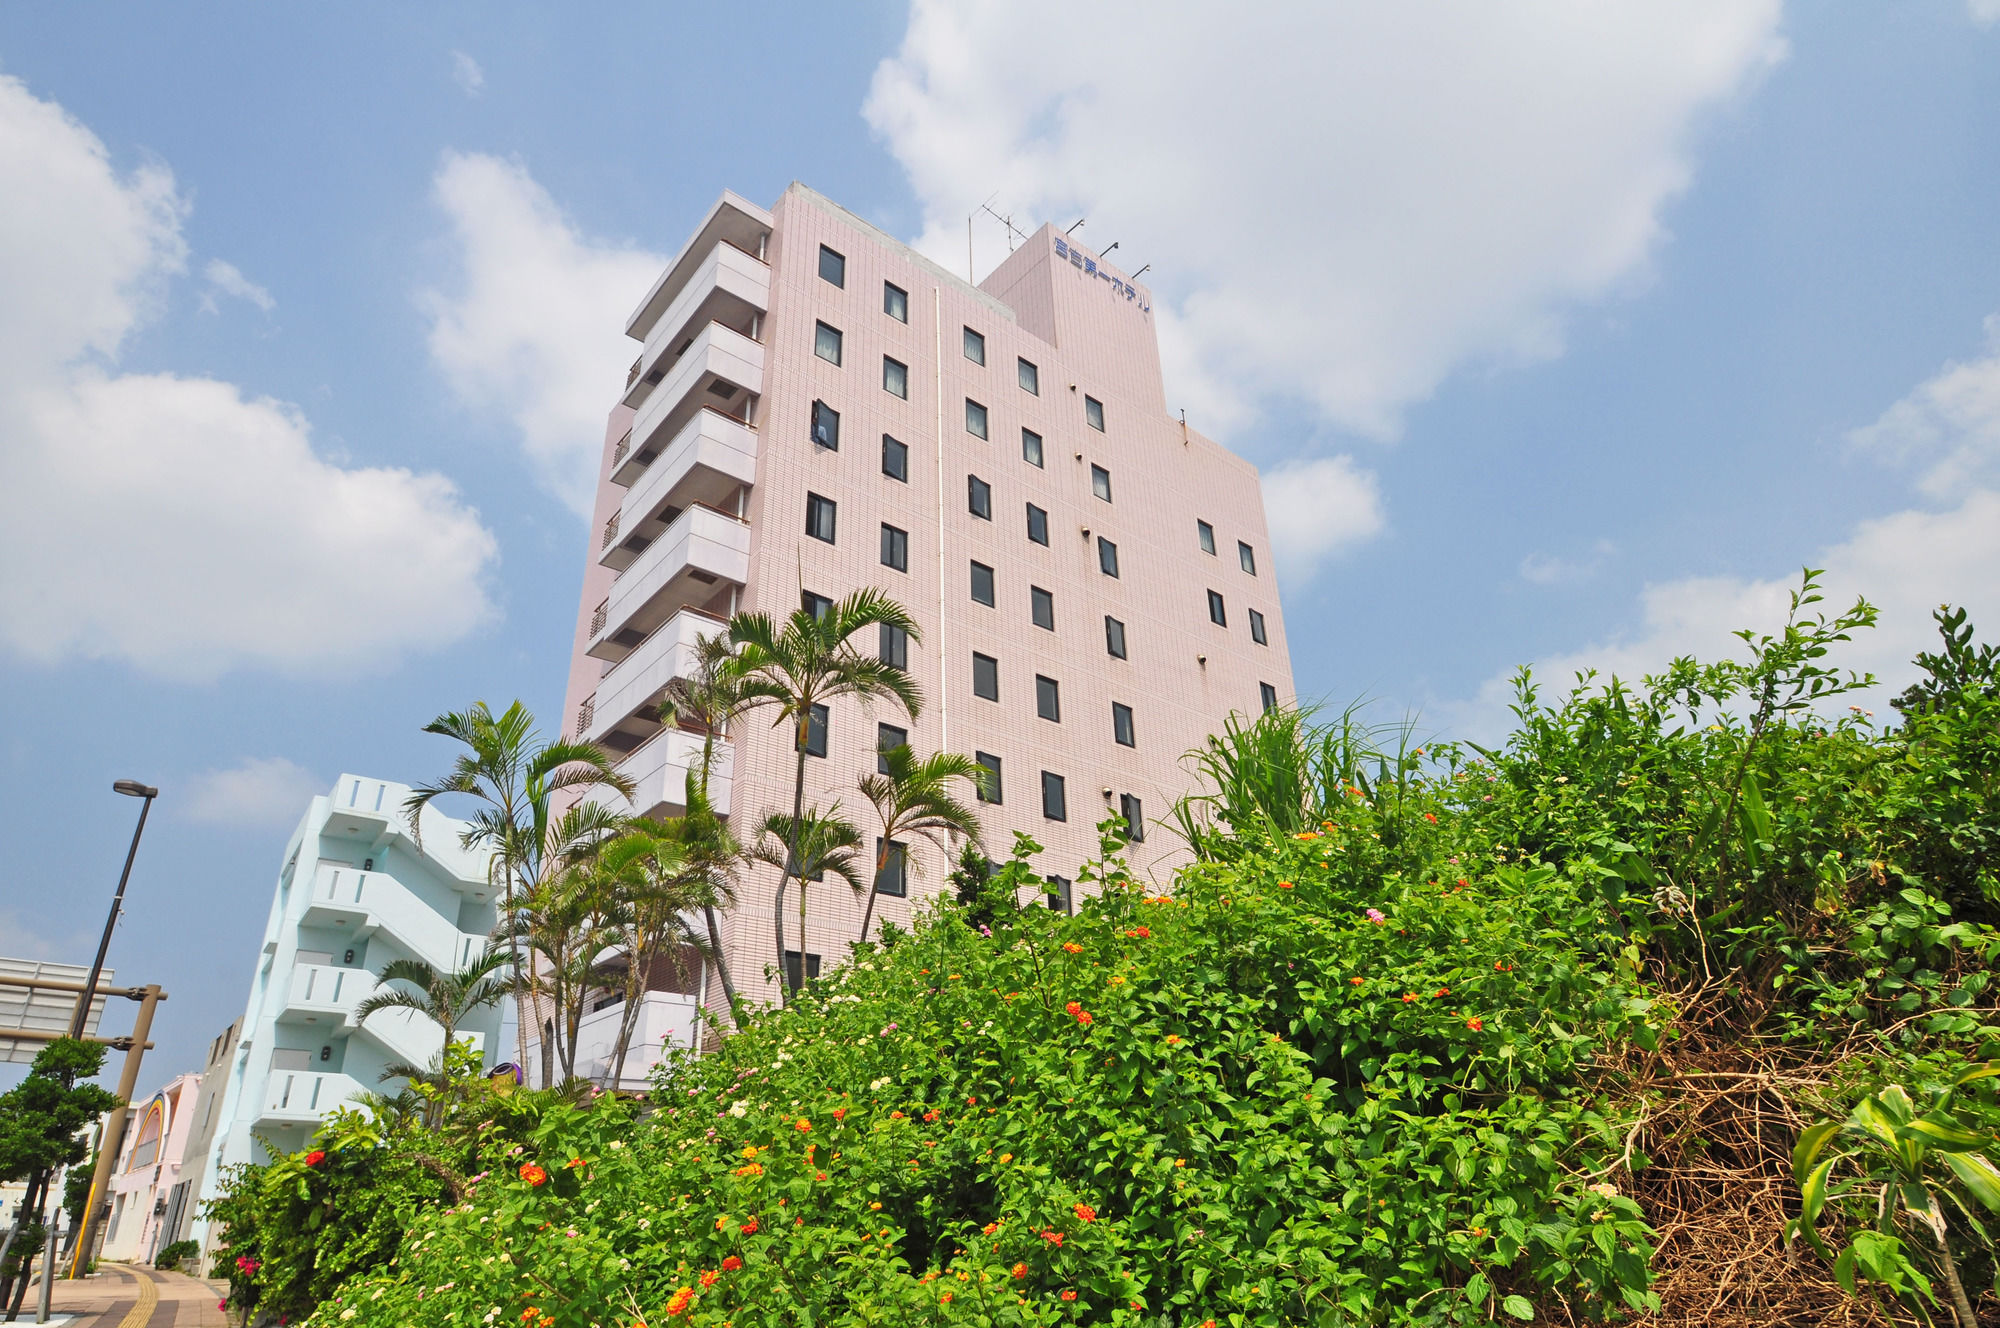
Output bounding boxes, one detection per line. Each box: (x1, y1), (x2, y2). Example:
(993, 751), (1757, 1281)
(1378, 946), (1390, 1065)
(1053, 236), (1150, 315)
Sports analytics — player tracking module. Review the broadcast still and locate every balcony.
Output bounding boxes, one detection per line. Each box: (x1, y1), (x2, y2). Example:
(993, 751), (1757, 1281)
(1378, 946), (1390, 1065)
(601, 411), (758, 570)
(281, 962), (366, 1024)
(324, 776), (398, 842)
(258, 1070), (365, 1127)
(301, 865), (491, 973)
(571, 991), (705, 1090)
(622, 239), (770, 412)
(614, 322), (763, 488)
(586, 728), (733, 821)
(583, 607), (729, 750)
(626, 192), (772, 342)
(587, 505), (749, 663)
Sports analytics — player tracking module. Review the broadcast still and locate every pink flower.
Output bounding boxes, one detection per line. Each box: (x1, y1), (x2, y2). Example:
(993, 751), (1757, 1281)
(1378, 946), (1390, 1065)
(1365, 908), (1386, 924)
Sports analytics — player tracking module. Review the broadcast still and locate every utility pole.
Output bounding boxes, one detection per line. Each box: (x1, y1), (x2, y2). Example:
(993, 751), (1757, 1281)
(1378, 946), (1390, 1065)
(66, 986), (164, 1279)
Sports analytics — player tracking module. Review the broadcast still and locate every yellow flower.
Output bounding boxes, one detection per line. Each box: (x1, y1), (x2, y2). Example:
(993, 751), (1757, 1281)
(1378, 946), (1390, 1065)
(998, 1153), (1013, 1164)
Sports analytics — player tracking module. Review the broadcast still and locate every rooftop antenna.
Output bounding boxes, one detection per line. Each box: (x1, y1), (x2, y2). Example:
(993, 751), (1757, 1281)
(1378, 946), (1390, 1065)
(978, 201), (1029, 254)
(1065, 218), (1086, 235)
(968, 192), (1000, 282)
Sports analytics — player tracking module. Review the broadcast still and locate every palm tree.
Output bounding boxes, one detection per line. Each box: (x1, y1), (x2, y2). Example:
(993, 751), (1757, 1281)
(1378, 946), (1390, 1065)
(855, 746), (984, 946)
(404, 700), (635, 1073)
(595, 822), (717, 1084)
(750, 808), (864, 993)
(355, 949), (511, 1126)
(656, 633), (754, 1012)
(728, 590), (922, 1001)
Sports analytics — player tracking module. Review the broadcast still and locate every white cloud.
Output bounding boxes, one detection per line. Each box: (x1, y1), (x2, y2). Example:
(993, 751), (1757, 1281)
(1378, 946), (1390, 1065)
(1970, 0), (2000, 28)
(185, 757), (324, 827)
(1848, 316), (2000, 498)
(866, 1), (1784, 439)
(1519, 540), (1616, 586)
(451, 50), (485, 96)
(0, 73), (499, 681)
(422, 152), (666, 515)
(1260, 455), (1385, 582)
(199, 257), (275, 313)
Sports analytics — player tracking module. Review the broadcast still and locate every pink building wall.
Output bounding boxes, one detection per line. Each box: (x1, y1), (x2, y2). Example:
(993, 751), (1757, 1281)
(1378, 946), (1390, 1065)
(561, 184), (1293, 1010)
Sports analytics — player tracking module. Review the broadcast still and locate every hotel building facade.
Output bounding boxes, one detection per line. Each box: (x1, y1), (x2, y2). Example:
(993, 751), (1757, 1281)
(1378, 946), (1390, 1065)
(559, 184), (1293, 1028)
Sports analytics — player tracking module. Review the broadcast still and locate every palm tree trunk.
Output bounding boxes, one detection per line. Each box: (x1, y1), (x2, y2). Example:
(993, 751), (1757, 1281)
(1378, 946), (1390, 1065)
(857, 841), (890, 945)
(703, 904), (738, 1016)
(504, 864), (529, 1077)
(777, 718), (809, 1003)
(610, 926), (646, 1088)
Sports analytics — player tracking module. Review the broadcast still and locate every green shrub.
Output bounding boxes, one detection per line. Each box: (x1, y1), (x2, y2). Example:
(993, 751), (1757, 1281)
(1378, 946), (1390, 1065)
(152, 1238), (198, 1268)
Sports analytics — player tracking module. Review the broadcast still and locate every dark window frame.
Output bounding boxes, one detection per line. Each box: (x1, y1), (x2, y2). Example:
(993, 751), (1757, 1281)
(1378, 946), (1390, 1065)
(879, 622), (909, 671)
(817, 245), (845, 288)
(1091, 464), (1112, 503)
(813, 320), (843, 366)
(1105, 616), (1127, 659)
(783, 949), (822, 989)
(1035, 674), (1061, 723)
(811, 399), (840, 450)
(876, 722), (908, 774)
(1239, 541), (1258, 575)
(970, 560), (995, 606)
(1098, 537), (1119, 578)
(963, 326), (986, 365)
(1249, 608), (1268, 646)
(883, 281), (908, 322)
(968, 474), (992, 520)
(882, 355), (908, 399)
(1112, 701), (1135, 748)
(1260, 683), (1279, 713)
(801, 590), (833, 621)
(799, 702), (829, 758)
(873, 839), (908, 898)
(1026, 503), (1048, 546)
(880, 522), (908, 572)
(1030, 586), (1054, 631)
(1045, 874), (1072, 914)
(972, 652), (999, 701)
(805, 492), (837, 544)
(1021, 428), (1044, 467)
(975, 752), (1003, 804)
(1120, 793), (1146, 842)
(1018, 357), (1039, 394)
(965, 398), (989, 439)
(881, 434), (908, 482)
(1197, 520), (1216, 555)
(1041, 770), (1067, 822)
(1207, 589), (1227, 627)
(1085, 395), (1105, 431)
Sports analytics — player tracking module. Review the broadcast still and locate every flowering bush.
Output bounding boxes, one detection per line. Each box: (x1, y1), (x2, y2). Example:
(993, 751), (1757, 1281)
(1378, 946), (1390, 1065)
(311, 814), (1656, 1327)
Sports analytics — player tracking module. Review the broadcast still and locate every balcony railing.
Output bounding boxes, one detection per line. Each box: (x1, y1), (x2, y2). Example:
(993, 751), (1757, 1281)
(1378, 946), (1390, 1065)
(590, 599), (609, 638)
(601, 512), (621, 550)
(612, 430), (632, 471)
(626, 356), (643, 389)
(576, 695), (595, 738)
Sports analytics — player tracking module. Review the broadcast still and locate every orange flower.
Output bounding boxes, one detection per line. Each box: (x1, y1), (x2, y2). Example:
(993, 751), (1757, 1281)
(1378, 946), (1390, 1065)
(1435, 988), (1450, 998)
(1041, 1230), (1064, 1246)
(1201, 1320), (1217, 1327)
(1076, 1011), (1093, 1025)
(1423, 812), (1438, 824)
(699, 1270), (719, 1289)
(1401, 993), (1417, 1004)
(1073, 1203), (1097, 1222)
(1278, 881), (1295, 890)
(832, 1107), (847, 1120)
(1125, 926), (1151, 938)
(870, 1201), (882, 1210)
(1061, 1290), (1078, 1301)
(518, 1163), (547, 1186)
(1064, 1001), (1081, 1016)
(665, 1287), (694, 1317)
(1295, 832), (1319, 841)
(940, 1293), (953, 1304)
(1011, 1262), (1028, 1279)
(923, 1110), (940, 1123)
(982, 1221), (999, 1235)
(795, 1118), (812, 1132)
(741, 1216), (759, 1235)
(566, 1157), (586, 1169)
(1349, 977), (1364, 986)
(1165, 1034), (1182, 1045)
(721, 1256), (743, 1271)
(1466, 1017), (1484, 1032)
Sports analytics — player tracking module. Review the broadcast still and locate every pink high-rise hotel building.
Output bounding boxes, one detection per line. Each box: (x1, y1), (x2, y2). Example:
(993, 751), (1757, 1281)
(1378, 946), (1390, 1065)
(560, 183), (1292, 1009)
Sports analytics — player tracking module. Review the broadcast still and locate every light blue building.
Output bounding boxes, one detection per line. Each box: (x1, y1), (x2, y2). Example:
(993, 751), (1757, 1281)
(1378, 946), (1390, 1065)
(189, 773), (501, 1250)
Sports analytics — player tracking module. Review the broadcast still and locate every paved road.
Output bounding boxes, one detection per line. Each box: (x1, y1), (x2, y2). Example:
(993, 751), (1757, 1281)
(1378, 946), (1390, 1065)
(25, 1263), (229, 1328)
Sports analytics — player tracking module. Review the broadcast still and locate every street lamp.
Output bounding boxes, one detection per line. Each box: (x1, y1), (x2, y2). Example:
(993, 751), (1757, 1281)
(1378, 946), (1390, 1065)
(68, 781), (159, 1038)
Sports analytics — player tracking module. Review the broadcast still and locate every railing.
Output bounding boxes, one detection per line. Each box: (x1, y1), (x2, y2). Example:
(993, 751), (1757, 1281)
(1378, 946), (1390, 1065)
(626, 356), (643, 389)
(601, 512), (621, 550)
(613, 430), (632, 469)
(590, 600), (609, 638)
(576, 695), (595, 738)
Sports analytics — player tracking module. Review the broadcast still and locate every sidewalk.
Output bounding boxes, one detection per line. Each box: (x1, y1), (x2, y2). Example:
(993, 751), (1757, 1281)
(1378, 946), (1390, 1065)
(26, 1262), (230, 1328)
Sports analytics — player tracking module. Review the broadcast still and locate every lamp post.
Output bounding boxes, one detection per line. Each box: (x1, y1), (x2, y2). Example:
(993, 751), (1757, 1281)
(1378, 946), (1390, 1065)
(68, 782), (158, 1039)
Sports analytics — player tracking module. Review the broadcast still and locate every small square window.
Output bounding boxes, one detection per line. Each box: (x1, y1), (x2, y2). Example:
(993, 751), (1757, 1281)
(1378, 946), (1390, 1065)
(968, 475), (992, 520)
(881, 434), (908, 482)
(970, 561), (995, 606)
(1030, 586), (1054, 631)
(972, 652), (999, 701)
(1239, 541), (1257, 575)
(1041, 771), (1067, 821)
(818, 245), (845, 287)
(1035, 675), (1061, 723)
(880, 621), (910, 671)
(1249, 608), (1267, 646)
(1207, 590), (1226, 627)
(805, 493), (837, 544)
(1018, 357), (1039, 394)
(811, 400), (840, 450)
(963, 327), (986, 365)
(876, 723), (907, 774)
(883, 356), (908, 399)
(975, 752), (1002, 804)
(1260, 683), (1279, 714)
(1085, 395), (1105, 431)
(1025, 503), (1048, 546)
(801, 591), (832, 621)
(1104, 616), (1127, 660)
(799, 702), (829, 758)
(883, 281), (908, 322)
(874, 839), (908, 898)
(1045, 874), (1072, 914)
(813, 321), (843, 366)
(1119, 793), (1145, 842)
(1091, 464), (1112, 503)
(880, 523), (908, 572)
(1022, 428), (1044, 468)
(1112, 701), (1135, 748)
(1098, 537), (1119, 578)
(1197, 520), (1216, 555)
(965, 398), (989, 439)
(782, 950), (822, 988)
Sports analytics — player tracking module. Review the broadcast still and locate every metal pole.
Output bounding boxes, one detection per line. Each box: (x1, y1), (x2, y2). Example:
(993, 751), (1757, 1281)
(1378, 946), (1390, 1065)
(69, 789), (157, 1038)
(33, 1168), (62, 1324)
(67, 986), (163, 1278)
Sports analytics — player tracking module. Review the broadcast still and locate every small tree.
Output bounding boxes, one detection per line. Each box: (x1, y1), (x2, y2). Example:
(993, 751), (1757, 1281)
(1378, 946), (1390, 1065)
(355, 950), (511, 1126)
(854, 745), (983, 947)
(0, 1038), (118, 1311)
(750, 808), (864, 991)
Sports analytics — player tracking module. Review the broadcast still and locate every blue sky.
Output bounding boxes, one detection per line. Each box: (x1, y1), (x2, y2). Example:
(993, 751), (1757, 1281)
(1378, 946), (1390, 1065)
(3, 1), (1998, 1089)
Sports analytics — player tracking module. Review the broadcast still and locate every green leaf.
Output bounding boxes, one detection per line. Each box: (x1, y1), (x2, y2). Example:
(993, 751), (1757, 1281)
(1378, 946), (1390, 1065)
(1792, 1121), (1840, 1187)
(1501, 1293), (1535, 1320)
(1941, 1150), (2000, 1212)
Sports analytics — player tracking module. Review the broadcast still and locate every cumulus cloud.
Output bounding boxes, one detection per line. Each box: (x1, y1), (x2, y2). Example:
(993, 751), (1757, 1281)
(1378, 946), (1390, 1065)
(422, 152), (666, 515)
(1848, 316), (2000, 498)
(451, 50), (485, 96)
(1970, 0), (2000, 28)
(1260, 455), (1385, 582)
(0, 73), (498, 681)
(185, 756), (324, 827)
(866, 1), (1785, 440)
(199, 258), (274, 313)
(1519, 540), (1616, 586)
